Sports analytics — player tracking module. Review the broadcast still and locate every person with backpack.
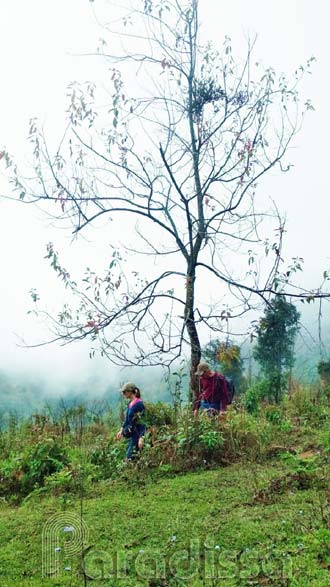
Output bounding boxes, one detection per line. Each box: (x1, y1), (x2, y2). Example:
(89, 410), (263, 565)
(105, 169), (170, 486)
(116, 382), (146, 459)
(193, 362), (229, 416)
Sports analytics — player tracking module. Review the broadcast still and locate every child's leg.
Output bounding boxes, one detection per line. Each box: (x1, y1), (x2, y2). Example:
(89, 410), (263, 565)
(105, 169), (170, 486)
(126, 436), (139, 459)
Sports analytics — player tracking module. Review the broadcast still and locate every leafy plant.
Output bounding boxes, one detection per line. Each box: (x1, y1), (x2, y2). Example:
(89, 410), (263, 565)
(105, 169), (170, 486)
(264, 405), (282, 424)
(243, 380), (269, 414)
(279, 451), (320, 475)
(176, 411), (224, 461)
(89, 443), (124, 478)
(143, 402), (175, 427)
(0, 439), (68, 499)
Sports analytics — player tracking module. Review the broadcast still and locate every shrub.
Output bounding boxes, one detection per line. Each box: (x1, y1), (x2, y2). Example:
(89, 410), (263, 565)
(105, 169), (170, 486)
(143, 402), (176, 427)
(89, 442), (125, 479)
(221, 409), (275, 461)
(44, 461), (100, 495)
(284, 384), (320, 421)
(23, 439), (68, 492)
(176, 412), (224, 455)
(264, 405), (283, 424)
(0, 438), (68, 499)
(243, 380), (269, 414)
(44, 468), (74, 494)
(135, 410), (225, 472)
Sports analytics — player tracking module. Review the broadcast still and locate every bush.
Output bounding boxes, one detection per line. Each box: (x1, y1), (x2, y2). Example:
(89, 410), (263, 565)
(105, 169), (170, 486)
(44, 460), (101, 496)
(143, 401), (176, 427)
(0, 438), (68, 499)
(221, 409), (275, 461)
(44, 468), (74, 494)
(243, 380), (269, 414)
(176, 412), (224, 455)
(89, 442), (125, 479)
(135, 410), (225, 472)
(24, 439), (68, 488)
(264, 405), (283, 424)
(284, 384), (320, 421)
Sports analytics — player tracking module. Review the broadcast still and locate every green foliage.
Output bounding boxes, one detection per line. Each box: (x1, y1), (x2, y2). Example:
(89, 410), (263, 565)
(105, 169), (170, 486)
(283, 383), (323, 421)
(0, 382), (329, 504)
(176, 412), (224, 454)
(319, 429), (330, 453)
(0, 438), (68, 500)
(0, 381), (330, 585)
(143, 401), (176, 427)
(278, 452), (321, 482)
(304, 529), (330, 567)
(202, 338), (245, 392)
(254, 297), (300, 403)
(243, 379), (269, 413)
(322, 384), (330, 401)
(89, 442), (125, 479)
(43, 467), (74, 494)
(25, 439), (68, 486)
(221, 409), (276, 460)
(264, 405), (282, 424)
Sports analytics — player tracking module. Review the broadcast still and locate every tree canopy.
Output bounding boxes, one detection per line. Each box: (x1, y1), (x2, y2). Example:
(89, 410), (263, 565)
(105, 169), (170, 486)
(253, 297), (300, 402)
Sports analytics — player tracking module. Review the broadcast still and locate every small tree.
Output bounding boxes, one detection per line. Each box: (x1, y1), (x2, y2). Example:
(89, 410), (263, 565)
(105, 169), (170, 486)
(253, 297), (300, 403)
(203, 339), (244, 391)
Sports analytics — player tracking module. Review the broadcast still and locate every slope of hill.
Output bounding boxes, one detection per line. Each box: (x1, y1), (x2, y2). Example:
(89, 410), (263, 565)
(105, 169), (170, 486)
(0, 438), (329, 586)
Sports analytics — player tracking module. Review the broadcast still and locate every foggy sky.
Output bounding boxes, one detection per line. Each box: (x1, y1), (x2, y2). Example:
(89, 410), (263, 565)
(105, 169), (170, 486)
(0, 0), (329, 387)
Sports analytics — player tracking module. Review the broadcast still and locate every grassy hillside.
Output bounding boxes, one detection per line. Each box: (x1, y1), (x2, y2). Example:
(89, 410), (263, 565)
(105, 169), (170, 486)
(0, 460), (330, 586)
(0, 387), (329, 586)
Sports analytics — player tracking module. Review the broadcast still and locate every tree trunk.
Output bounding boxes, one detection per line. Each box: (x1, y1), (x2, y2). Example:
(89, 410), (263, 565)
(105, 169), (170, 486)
(274, 370), (281, 404)
(185, 270), (201, 403)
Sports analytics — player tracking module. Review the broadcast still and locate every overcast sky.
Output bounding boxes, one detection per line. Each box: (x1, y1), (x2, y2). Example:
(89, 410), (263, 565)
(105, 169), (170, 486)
(0, 0), (329, 385)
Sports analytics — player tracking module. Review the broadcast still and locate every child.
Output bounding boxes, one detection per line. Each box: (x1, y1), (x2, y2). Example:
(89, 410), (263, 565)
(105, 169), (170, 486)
(116, 382), (146, 459)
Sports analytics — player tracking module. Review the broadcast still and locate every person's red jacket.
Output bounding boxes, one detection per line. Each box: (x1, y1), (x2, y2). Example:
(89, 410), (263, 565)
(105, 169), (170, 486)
(195, 371), (229, 411)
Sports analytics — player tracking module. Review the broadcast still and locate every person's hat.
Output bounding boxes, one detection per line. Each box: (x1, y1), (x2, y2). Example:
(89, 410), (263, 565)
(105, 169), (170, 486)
(195, 362), (210, 376)
(120, 382), (137, 393)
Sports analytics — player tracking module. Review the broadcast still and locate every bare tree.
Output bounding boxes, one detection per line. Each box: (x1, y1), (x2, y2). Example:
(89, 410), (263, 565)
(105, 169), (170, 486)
(2, 0), (328, 400)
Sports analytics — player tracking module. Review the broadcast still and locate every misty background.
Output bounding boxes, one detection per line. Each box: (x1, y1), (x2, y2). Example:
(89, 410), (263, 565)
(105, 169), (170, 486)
(0, 0), (329, 415)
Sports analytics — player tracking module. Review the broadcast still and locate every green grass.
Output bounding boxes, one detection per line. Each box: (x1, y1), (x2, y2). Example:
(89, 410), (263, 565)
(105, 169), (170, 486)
(0, 390), (329, 586)
(0, 457), (329, 587)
